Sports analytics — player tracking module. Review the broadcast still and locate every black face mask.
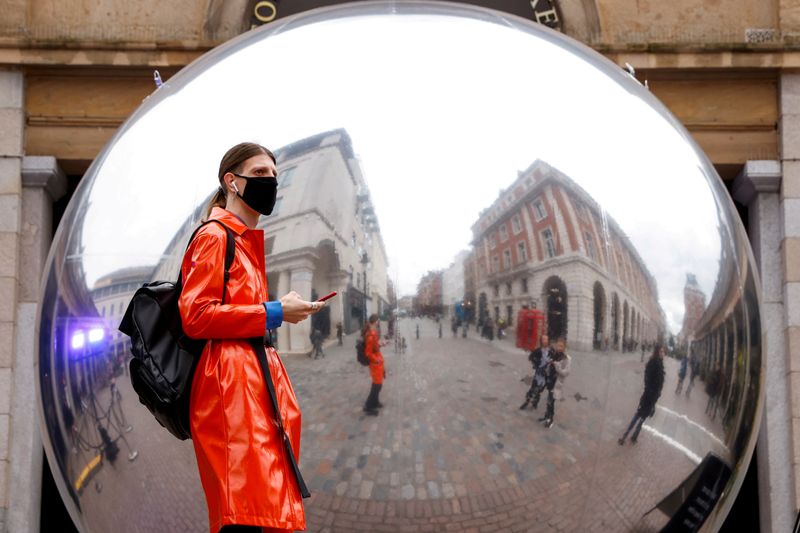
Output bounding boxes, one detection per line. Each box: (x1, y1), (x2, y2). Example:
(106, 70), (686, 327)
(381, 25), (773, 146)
(232, 173), (278, 215)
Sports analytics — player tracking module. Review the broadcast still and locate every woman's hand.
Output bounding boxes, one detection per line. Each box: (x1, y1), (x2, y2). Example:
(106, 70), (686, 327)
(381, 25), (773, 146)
(280, 291), (325, 324)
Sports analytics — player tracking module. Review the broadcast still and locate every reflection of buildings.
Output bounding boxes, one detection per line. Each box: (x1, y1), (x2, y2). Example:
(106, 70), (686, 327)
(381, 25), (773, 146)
(468, 160), (666, 352)
(153, 129), (391, 355)
(690, 212), (760, 453)
(90, 265), (154, 363)
(679, 273), (707, 342)
(441, 251), (469, 319)
(397, 296), (413, 314)
(415, 270), (443, 316)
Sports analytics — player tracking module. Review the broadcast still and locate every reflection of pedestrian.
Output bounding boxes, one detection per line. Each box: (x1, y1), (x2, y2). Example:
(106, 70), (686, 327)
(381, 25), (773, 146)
(179, 142), (323, 531)
(675, 354), (688, 393)
(640, 343), (645, 362)
(452, 318), (458, 338)
(686, 349), (699, 397)
(416, 324), (420, 340)
(520, 335), (551, 411)
(336, 322), (343, 346)
(540, 338), (570, 428)
(619, 344), (665, 445)
(705, 365), (722, 419)
(363, 314), (386, 416)
(310, 328), (324, 359)
(462, 323), (467, 338)
(438, 322), (442, 338)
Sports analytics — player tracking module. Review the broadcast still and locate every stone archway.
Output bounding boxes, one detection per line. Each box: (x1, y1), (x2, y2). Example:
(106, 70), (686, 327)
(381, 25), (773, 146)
(543, 276), (568, 341)
(593, 281), (606, 350)
(611, 293), (620, 350)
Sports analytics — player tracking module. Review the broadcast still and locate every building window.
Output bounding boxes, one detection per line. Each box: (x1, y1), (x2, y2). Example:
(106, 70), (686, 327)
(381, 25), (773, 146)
(489, 234), (496, 249)
(506, 305), (513, 325)
(499, 225), (509, 242)
(511, 215), (522, 234)
(522, 278), (528, 293)
(506, 282), (512, 295)
(278, 166), (296, 189)
(533, 198), (547, 221)
(584, 231), (595, 261)
(493, 285), (500, 297)
(542, 228), (556, 258)
(494, 306), (500, 321)
(492, 255), (499, 273)
(517, 241), (527, 263)
(503, 249), (511, 269)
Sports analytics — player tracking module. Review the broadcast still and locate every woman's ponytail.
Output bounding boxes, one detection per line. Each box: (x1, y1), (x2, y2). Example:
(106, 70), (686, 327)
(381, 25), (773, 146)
(204, 187), (227, 221)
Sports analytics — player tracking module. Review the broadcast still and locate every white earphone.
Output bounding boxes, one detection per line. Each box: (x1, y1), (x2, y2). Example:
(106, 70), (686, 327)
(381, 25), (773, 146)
(231, 181), (240, 194)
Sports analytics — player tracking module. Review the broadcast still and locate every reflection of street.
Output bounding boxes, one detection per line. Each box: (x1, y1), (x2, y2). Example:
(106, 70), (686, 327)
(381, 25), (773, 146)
(69, 317), (729, 532)
(77, 373), (206, 532)
(290, 318), (728, 532)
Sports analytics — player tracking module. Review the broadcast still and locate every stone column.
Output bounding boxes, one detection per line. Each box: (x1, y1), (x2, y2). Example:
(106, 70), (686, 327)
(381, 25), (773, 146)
(734, 161), (790, 533)
(288, 267), (313, 355)
(0, 69), (24, 533)
(276, 269), (290, 350)
(328, 272), (349, 339)
(12, 156), (66, 533)
(781, 72), (800, 523)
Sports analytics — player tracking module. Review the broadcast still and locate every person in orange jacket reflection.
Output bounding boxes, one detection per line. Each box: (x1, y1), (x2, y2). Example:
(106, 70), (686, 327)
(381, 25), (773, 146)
(363, 313), (386, 415)
(179, 142), (324, 533)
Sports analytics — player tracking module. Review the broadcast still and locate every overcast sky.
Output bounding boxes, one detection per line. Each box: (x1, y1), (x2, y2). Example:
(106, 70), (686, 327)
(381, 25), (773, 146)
(77, 9), (732, 334)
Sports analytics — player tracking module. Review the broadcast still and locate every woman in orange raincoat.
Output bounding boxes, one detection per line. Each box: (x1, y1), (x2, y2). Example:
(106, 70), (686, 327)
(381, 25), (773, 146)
(362, 313), (386, 415)
(179, 142), (323, 533)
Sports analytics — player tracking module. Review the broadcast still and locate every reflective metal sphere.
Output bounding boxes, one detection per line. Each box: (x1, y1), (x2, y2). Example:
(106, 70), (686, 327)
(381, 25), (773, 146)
(36, 2), (763, 531)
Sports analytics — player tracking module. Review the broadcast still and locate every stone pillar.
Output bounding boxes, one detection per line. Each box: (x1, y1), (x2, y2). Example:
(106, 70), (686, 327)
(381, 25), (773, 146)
(288, 267), (313, 355)
(276, 269), (290, 350)
(734, 158), (790, 533)
(12, 156), (66, 533)
(328, 272), (349, 339)
(0, 69), (24, 533)
(781, 72), (800, 521)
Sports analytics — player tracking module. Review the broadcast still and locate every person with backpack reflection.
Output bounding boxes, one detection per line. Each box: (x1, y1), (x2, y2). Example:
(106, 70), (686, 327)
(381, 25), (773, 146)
(363, 314), (387, 416)
(179, 142), (323, 533)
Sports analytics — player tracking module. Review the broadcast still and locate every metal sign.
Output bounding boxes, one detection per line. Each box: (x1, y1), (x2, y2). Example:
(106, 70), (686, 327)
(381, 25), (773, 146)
(249, 0), (562, 31)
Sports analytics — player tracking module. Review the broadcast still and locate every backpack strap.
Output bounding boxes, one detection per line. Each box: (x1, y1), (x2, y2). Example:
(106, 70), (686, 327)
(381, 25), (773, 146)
(179, 219), (236, 303)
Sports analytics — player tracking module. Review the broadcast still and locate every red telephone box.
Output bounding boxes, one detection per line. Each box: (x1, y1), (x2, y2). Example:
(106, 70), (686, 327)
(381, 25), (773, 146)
(516, 309), (545, 351)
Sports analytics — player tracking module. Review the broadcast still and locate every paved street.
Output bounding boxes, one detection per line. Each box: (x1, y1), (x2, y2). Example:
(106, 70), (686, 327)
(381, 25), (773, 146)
(68, 317), (730, 532)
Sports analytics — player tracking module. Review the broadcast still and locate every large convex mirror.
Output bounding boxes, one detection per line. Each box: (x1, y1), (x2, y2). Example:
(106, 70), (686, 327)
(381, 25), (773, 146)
(37, 2), (763, 531)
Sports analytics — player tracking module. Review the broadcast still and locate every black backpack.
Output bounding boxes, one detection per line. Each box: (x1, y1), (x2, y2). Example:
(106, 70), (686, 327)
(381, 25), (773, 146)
(356, 337), (370, 366)
(119, 220), (235, 440)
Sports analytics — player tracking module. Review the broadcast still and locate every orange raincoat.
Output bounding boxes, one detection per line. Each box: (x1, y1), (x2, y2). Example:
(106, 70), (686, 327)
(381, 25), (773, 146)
(179, 207), (305, 532)
(365, 329), (384, 384)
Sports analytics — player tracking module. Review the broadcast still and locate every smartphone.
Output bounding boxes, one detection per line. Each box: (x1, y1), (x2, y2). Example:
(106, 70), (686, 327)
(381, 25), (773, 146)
(317, 291), (337, 302)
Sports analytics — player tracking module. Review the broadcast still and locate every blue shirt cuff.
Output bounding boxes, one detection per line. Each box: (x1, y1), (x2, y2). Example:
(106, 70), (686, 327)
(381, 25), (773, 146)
(263, 301), (283, 330)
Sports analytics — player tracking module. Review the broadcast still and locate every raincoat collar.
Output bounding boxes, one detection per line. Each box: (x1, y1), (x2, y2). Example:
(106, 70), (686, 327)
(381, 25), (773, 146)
(209, 207), (253, 236)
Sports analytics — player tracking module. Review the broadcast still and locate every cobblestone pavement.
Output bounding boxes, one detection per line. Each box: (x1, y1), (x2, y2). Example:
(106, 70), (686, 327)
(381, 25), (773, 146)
(65, 317), (730, 532)
(287, 318), (729, 532)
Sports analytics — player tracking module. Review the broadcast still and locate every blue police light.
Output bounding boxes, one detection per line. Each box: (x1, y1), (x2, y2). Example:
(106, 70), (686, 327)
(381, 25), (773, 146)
(71, 331), (85, 350)
(88, 328), (105, 344)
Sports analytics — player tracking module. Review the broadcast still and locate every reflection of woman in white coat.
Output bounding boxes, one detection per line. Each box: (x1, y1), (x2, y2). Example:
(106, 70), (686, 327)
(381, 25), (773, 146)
(540, 338), (571, 429)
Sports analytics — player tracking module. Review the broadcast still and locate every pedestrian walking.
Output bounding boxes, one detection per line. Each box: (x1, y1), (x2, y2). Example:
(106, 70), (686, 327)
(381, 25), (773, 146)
(438, 322), (443, 338)
(686, 348), (699, 397)
(310, 328), (324, 359)
(336, 322), (343, 346)
(675, 353), (688, 394)
(705, 364), (722, 419)
(416, 324), (420, 340)
(520, 335), (551, 411)
(179, 142), (323, 532)
(363, 313), (386, 415)
(618, 344), (666, 445)
(452, 318), (458, 338)
(539, 338), (571, 428)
